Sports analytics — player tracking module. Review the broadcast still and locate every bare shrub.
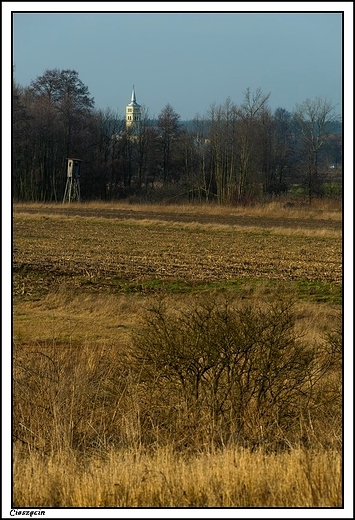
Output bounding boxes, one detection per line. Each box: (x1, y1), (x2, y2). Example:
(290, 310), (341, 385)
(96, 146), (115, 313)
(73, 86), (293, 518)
(13, 296), (341, 455)
(132, 295), (341, 451)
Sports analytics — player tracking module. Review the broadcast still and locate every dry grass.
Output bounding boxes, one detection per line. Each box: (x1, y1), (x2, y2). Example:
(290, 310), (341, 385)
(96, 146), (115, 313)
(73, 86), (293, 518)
(13, 446), (341, 507)
(14, 291), (138, 346)
(13, 211), (342, 237)
(13, 197), (342, 220)
(11, 201), (343, 509)
(13, 290), (339, 355)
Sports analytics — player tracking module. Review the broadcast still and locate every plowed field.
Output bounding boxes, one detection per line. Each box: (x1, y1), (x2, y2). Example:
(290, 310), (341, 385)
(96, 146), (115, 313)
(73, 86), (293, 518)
(13, 203), (342, 301)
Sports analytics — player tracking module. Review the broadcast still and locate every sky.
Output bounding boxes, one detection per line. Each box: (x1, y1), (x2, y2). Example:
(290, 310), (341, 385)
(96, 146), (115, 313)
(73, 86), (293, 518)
(10, 5), (345, 120)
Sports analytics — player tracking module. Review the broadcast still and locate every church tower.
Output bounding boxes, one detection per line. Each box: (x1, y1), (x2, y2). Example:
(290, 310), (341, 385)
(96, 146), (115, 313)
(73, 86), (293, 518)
(125, 85), (141, 132)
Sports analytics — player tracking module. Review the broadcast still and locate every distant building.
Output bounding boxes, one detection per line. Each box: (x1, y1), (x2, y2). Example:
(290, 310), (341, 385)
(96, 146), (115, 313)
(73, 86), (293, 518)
(125, 85), (141, 132)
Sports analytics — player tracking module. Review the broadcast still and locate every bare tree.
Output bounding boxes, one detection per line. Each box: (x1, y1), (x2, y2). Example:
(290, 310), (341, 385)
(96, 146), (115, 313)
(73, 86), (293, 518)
(208, 99), (239, 204)
(18, 69), (95, 201)
(270, 108), (294, 193)
(13, 81), (33, 200)
(293, 97), (337, 202)
(132, 105), (160, 191)
(30, 69), (94, 157)
(157, 104), (181, 184)
(236, 88), (271, 202)
(86, 107), (124, 199)
(190, 115), (213, 201)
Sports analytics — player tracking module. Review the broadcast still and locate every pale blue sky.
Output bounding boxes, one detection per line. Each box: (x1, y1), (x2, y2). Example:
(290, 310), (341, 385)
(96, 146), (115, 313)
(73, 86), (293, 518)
(12, 8), (343, 119)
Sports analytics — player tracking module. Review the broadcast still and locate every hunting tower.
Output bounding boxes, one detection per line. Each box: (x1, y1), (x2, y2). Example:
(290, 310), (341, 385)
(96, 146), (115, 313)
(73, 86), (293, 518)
(62, 158), (81, 203)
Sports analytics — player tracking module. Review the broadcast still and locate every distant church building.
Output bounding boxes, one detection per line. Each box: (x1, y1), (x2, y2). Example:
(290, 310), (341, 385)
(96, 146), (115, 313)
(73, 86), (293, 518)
(125, 85), (141, 132)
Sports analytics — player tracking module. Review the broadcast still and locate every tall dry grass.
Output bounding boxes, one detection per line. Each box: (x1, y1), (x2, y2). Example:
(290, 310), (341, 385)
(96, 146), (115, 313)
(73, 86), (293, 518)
(13, 196), (342, 221)
(13, 289), (339, 347)
(13, 296), (341, 476)
(13, 295), (341, 453)
(13, 445), (341, 507)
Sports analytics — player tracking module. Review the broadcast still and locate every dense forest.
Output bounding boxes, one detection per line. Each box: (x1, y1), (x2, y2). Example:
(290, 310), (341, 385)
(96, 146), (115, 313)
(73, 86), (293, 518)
(13, 69), (342, 204)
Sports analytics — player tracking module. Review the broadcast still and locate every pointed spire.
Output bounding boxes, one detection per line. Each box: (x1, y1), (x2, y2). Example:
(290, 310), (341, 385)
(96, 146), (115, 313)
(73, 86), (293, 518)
(128, 85), (140, 107)
(131, 85), (136, 104)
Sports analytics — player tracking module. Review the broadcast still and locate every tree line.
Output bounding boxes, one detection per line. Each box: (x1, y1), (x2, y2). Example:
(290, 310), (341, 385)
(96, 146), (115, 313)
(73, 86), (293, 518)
(13, 68), (342, 204)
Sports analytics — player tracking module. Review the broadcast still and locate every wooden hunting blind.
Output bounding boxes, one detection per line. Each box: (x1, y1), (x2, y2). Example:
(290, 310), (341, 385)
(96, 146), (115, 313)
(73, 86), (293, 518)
(63, 158), (82, 203)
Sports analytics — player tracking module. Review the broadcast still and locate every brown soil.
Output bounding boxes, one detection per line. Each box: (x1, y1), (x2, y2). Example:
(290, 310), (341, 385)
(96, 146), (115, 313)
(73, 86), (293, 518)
(14, 204), (342, 232)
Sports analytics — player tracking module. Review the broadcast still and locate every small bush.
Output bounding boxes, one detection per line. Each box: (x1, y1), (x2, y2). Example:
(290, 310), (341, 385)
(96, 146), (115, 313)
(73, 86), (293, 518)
(132, 295), (341, 451)
(13, 296), (341, 454)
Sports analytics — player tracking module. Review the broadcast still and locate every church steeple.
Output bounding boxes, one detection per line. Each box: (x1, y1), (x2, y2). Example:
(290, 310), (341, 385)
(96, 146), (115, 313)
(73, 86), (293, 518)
(126, 85), (141, 131)
(131, 85), (137, 104)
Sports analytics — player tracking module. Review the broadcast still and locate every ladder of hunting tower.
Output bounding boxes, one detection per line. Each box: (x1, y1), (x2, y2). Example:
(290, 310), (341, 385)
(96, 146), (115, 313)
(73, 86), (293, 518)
(63, 158), (82, 203)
